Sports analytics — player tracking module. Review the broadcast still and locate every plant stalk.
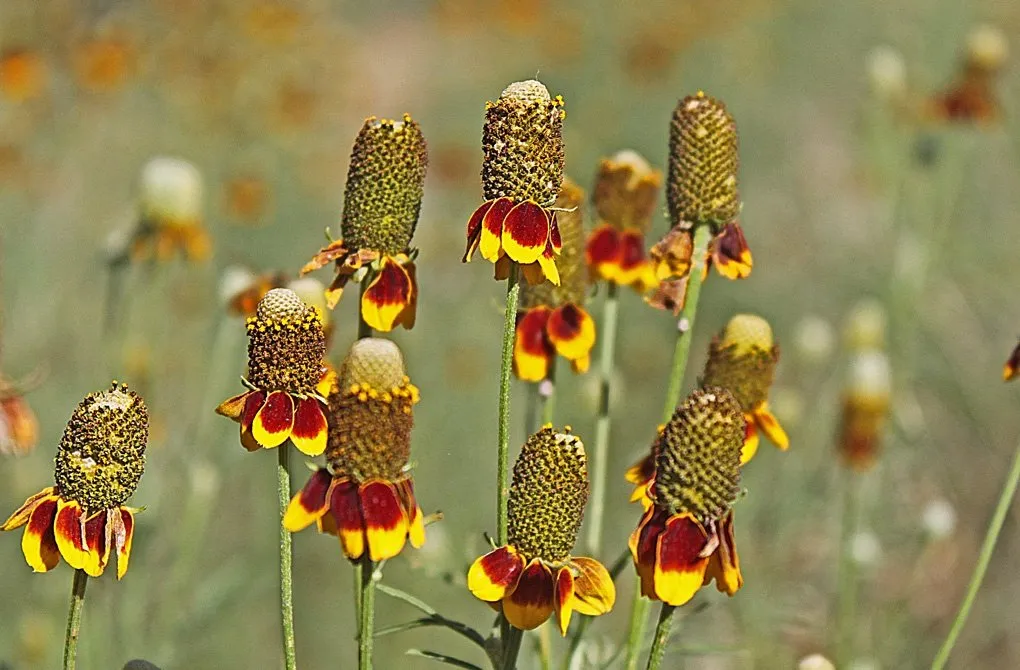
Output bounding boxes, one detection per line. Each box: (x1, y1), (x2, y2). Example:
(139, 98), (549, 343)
(644, 604), (676, 670)
(359, 556), (377, 670)
(836, 471), (861, 667)
(63, 568), (89, 670)
(586, 281), (620, 555)
(540, 358), (557, 426)
(501, 625), (524, 670)
(931, 441), (1020, 670)
(358, 282), (374, 339)
(496, 266), (521, 546)
(278, 446), (298, 670)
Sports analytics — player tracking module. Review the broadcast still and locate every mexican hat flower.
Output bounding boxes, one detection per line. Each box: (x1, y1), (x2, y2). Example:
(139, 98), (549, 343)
(586, 150), (661, 292)
(284, 338), (425, 561)
(513, 179), (596, 381)
(215, 288), (330, 456)
(2, 383), (147, 578)
(648, 93), (751, 311)
(468, 427), (615, 634)
(0, 374), (39, 456)
(837, 350), (891, 471)
(463, 80), (565, 286)
(624, 426), (663, 511)
(630, 387), (745, 606)
(302, 114), (427, 332)
(926, 25), (1007, 125)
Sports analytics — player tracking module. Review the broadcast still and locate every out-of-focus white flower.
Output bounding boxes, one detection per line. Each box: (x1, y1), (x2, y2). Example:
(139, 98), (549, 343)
(851, 530), (882, 566)
(966, 25), (1008, 72)
(794, 314), (835, 364)
(287, 277), (329, 329)
(140, 156), (203, 225)
(844, 299), (887, 352)
(866, 46), (907, 99)
(922, 498), (957, 539)
(799, 654), (836, 670)
(219, 265), (258, 307)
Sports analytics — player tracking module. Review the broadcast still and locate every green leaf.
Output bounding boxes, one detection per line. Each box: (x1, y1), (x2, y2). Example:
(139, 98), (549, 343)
(376, 615), (486, 649)
(406, 649), (484, 670)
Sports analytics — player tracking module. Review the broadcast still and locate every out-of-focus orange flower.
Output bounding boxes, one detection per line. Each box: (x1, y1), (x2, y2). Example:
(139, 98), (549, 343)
(74, 38), (135, 92)
(0, 49), (46, 102)
(244, 3), (303, 45)
(224, 175), (271, 225)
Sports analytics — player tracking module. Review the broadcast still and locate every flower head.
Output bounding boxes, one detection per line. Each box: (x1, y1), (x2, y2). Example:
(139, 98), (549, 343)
(464, 80), (566, 286)
(927, 25), (1007, 124)
(2, 383), (147, 578)
(468, 427), (615, 634)
(284, 338), (424, 562)
(837, 351), (891, 471)
(303, 114), (427, 331)
(586, 150), (661, 292)
(215, 288), (330, 456)
(630, 387), (745, 606)
(514, 179), (596, 381)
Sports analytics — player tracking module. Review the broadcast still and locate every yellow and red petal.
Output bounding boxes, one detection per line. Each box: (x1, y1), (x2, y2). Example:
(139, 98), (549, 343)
(548, 213), (562, 255)
(654, 513), (711, 606)
(2, 486), (56, 531)
(112, 507), (135, 580)
(316, 362), (338, 398)
(215, 391), (250, 422)
(629, 507), (666, 599)
(480, 198), (513, 262)
(712, 222), (752, 280)
(283, 468), (333, 532)
(53, 499), (89, 570)
(81, 511), (112, 578)
(396, 261), (419, 330)
(624, 454), (655, 486)
(535, 244), (561, 286)
(570, 556), (616, 617)
(238, 391), (266, 452)
(514, 307), (553, 382)
(754, 404), (789, 452)
(703, 511), (742, 595)
(650, 227), (693, 281)
(740, 420), (760, 465)
(251, 391), (295, 449)
(503, 559), (556, 631)
(20, 495), (59, 573)
(359, 480), (410, 561)
(396, 479), (425, 549)
(502, 201), (550, 265)
(290, 397), (328, 456)
(324, 274), (347, 310)
(1004, 341), (1020, 381)
(330, 479), (366, 560)
(554, 566), (575, 635)
(586, 224), (623, 282)
(468, 545), (526, 602)
(464, 201), (494, 262)
(616, 230), (658, 292)
(362, 257), (414, 332)
(547, 304), (596, 371)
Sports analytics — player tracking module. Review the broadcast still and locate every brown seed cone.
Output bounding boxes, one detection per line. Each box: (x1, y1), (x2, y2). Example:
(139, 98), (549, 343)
(246, 289), (326, 393)
(592, 150), (662, 233)
(520, 178), (587, 308)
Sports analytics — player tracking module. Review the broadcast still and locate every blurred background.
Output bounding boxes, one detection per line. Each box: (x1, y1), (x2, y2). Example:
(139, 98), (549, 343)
(1, 0), (1018, 668)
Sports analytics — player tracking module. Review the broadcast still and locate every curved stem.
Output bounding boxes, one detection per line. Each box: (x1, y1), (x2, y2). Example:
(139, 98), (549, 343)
(931, 441), (1020, 670)
(63, 568), (88, 670)
(359, 557), (377, 670)
(586, 282), (620, 556)
(278, 446), (298, 670)
(644, 604), (676, 670)
(496, 266), (521, 546)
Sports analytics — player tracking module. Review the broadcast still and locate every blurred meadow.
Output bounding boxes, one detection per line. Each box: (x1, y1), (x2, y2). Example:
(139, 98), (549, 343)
(1, 0), (1020, 668)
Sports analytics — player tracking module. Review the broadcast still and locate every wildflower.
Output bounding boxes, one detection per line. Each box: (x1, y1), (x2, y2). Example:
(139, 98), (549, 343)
(866, 46), (907, 101)
(302, 114), (427, 332)
(215, 289), (330, 456)
(0, 48), (46, 102)
(648, 92), (751, 311)
(468, 427), (615, 634)
(463, 80), (565, 286)
(630, 387), (745, 606)
(284, 338), (424, 561)
(837, 350), (891, 471)
(221, 267), (289, 318)
(514, 179), (595, 381)
(585, 150), (661, 292)
(843, 298), (886, 351)
(624, 426), (662, 510)
(927, 25), (1007, 124)
(123, 157), (210, 263)
(0, 375), (38, 456)
(1003, 338), (1020, 381)
(2, 383), (146, 578)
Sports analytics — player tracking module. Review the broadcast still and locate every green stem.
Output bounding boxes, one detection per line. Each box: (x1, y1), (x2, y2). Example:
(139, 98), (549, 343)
(540, 358), (557, 426)
(496, 266), (521, 546)
(353, 560), (364, 629)
(359, 556), (377, 670)
(63, 568), (88, 670)
(537, 623), (552, 670)
(645, 604), (676, 670)
(836, 472), (861, 667)
(624, 225), (713, 670)
(501, 625), (524, 670)
(931, 441), (1020, 670)
(358, 282), (373, 339)
(278, 446), (297, 670)
(585, 282), (620, 555)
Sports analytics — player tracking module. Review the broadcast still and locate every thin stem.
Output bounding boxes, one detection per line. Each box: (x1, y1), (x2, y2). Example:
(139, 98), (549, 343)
(359, 556), (377, 670)
(501, 625), (524, 670)
(353, 560), (364, 630)
(624, 225), (713, 670)
(644, 604), (676, 670)
(932, 441), (1020, 670)
(585, 281), (620, 555)
(358, 282), (373, 339)
(63, 568), (88, 670)
(540, 358), (557, 426)
(496, 266), (521, 546)
(835, 472), (861, 667)
(538, 622), (552, 670)
(278, 446), (297, 670)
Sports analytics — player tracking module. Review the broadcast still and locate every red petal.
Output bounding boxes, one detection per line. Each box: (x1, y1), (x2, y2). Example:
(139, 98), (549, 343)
(283, 468), (333, 532)
(464, 201), (494, 262)
(546, 304), (596, 370)
(503, 560), (556, 630)
(480, 197), (514, 261)
(712, 221), (753, 279)
(502, 201), (550, 264)
(513, 307), (553, 382)
(289, 398), (328, 456)
(251, 391), (295, 449)
(360, 480), (409, 561)
(467, 545), (525, 602)
(362, 257), (413, 333)
(586, 225), (622, 278)
(654, 513), (711, 606)
(548, 212), (562, 254)
(240, 391), (266, 432)
(330, 479), (366, 560)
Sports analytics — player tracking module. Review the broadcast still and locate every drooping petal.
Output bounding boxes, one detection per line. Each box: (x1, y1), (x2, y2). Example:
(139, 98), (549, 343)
(283, 468), (333, 532)
(251, 391), (295, 449)
(570, 556), (616, 617)
(534, 244), (561, 286)
(301, 238), (350, 274)
(616, 230), (658, 291)
(654, 513), (711, 606)
(501, 201), (550, 265)
(548, 212), (562, 255)
(215, 392), (250, 422)
(629, 507), (666, 599)
(20, 495), (59, 572)
(2, 486), (56, 531)
(712, 222), (753, 280)
(650, 227), (693, 281)
(464, 201), (494, 262)
(467, 545), (525, 602)
(553, 566), (575, 635)
(289, 398), (328, 456)
(360, 480), (409, 561)
(644, 277), (689, 316)
(81, 511), (111, 578)
(362, 257), (414, 332)
(546, 304), (596, 372)
(740, 420), (760, 465)
(480, 198), (514, 262)
(513, 307), (553, 382)
(702, 511), (742, 595)
(396, 479), (425, 549)
(754, 404), (789, 451)
(239, 390), (266, 452)
(494, 254), (513, 281)
(316, 363), (338, 398)
(113, 508), (135, 580)
(1004, 341), (1020, 381)
(503, 559), (556, 631)
(396, 261), (419, 330)
(53, 499), (89, 570)
(624, 454), (655, 487)
(586, 224), (623, 282)
(330, 479), (366, 560)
